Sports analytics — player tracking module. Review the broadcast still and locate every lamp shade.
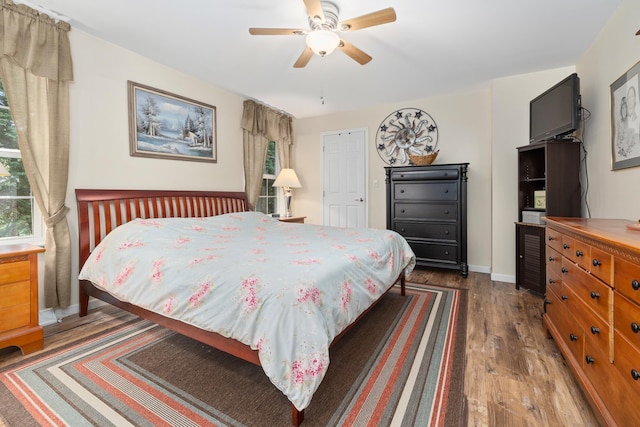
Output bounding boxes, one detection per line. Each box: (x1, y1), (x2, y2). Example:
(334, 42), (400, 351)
(273, 168), (301, 188)
(306, 30), (340, 57)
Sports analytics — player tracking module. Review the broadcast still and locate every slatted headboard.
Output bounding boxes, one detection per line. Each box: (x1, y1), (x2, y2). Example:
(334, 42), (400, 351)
(76, 189), (248, 269)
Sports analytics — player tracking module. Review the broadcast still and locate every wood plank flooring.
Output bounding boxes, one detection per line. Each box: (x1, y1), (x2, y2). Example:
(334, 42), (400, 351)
(0, 268), (599, 426)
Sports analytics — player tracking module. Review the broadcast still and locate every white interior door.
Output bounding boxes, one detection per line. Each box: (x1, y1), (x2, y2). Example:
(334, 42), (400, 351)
(322, 129), (367, 227)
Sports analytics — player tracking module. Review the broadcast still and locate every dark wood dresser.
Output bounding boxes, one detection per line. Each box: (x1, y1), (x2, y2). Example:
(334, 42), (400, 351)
(385, 163), (468, 277)
(544, 217), (640, 426)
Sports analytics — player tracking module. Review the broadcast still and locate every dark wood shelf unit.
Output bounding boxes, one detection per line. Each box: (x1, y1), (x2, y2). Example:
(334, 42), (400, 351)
(515, 141), (580, 295)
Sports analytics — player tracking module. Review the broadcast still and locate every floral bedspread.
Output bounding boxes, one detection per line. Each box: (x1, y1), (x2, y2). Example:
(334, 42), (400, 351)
(79, 211), (415, 411)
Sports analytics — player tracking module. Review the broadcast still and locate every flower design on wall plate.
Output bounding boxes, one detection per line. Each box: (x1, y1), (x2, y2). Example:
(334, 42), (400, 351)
(375, 108), (438, 165)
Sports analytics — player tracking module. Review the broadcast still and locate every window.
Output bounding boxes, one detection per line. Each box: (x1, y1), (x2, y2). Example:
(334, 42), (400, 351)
(0, 78), (42, 241)
(255, 140), (279, 215)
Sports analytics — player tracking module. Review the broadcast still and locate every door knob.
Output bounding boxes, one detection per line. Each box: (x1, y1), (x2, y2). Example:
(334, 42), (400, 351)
(354, 198), (364, 202)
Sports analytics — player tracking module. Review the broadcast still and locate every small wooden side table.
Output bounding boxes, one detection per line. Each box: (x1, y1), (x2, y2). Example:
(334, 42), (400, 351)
(0, 244), (45, 354)
(278, 216), (306, 224)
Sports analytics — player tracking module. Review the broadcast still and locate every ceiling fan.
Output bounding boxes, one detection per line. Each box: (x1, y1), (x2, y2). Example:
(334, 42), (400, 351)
(248, 0), (396, 68)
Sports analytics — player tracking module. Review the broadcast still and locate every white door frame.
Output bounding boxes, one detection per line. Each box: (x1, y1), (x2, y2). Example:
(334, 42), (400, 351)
(321, 127), (368, 227)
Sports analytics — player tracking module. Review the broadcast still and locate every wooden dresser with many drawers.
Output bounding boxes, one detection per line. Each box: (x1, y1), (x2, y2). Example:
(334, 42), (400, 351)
(544, 217), (640, 426)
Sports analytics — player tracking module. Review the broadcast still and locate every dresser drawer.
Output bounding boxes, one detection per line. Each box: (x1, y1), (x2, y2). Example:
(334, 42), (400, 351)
(615, 257), (640, 305)
(0, 280), (31, 309)
(546, 227), (564, 254)
(393, 221), (456, 241)
(613, 330), (640, 400)
(0, 259), (30, 285)
(589, 246), (613, 285)
(393, 202), (457, 221)
(614, 293), (640, 349)
(546, 246), (563, 279)
(566, 289), (611, 361)
(546, 265), (563, 297)
(562, 258), (612, 323)
(563, 235), (592, 270)
(389, 168), (459, 181)
(0, 304), (30, 332)
(393, 182), (458, 201)
(546, 287), (583, 363)
(584, 337), (640, 426)
(407, 240), (459, 263)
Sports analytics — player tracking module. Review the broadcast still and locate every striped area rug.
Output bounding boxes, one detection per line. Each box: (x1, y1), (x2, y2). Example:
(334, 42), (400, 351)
(0, 284), (467, 426)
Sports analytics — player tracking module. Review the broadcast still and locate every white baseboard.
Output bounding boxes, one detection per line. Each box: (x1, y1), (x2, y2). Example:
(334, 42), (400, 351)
(468, 264), (490, 274)
(491, 272), (516, 283)
(39, 299), (107, 327)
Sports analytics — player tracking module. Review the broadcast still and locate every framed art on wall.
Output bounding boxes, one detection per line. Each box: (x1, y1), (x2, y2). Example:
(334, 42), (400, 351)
(611, 61), (640, 170)
(128, 81), (217, 163)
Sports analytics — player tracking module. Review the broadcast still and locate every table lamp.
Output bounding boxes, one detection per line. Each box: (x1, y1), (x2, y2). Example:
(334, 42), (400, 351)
(273, 168), (301, 217)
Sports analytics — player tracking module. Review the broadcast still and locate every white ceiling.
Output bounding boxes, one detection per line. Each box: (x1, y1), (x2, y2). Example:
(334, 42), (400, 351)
(20, 0), (622, 118)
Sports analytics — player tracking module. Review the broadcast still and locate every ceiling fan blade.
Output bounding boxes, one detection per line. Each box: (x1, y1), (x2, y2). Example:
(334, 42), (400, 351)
(303, 0), (325, 23)
(293, 47), (314, 68)
(249, 28), (306, 36)
(339, 7), (396, 31)
(337, 39), (372, 65)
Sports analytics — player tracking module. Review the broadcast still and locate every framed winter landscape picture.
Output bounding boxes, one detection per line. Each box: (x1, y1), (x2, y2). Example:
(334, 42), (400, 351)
(128, 81), (217, 163)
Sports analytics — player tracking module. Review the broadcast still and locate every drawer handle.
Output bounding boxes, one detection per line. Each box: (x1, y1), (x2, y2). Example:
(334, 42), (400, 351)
(590, 326), (600, 335)
(592, 259), (601, 267)
(585, 355), (595, 364)
(632, 369), (640, 381)
(544, 298), (551, 306)
(632, 322), (640, 334)
(401, 209), (405, 213)
(632, 280), (640, 291)
(400, 228), (406, 232)
(561, 267), (568, 274)
(570, 333), (578, 341)
(590, 291), (600, 299)
(444, 251), (450, 255)
(563, 243), (570, 249)
(575, 250), (583, 257)
(444, 210), (450, 214)
(548, 236), (555, 241)
(400, 174), (405, 178)
(444, 189), (449, 194)
(561, 295), (569, 301)
(400, 189), (405, 194)
(548, 278), (555, 284)
(444, 230), (450, 235)
(548, 256), (555, 262)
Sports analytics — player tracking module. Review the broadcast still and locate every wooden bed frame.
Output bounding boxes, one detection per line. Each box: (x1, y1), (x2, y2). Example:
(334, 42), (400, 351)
(76, 188), (405, 426)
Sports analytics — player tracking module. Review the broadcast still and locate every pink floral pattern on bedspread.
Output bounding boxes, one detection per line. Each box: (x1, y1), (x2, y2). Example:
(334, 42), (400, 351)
(78, 212), (415, 411)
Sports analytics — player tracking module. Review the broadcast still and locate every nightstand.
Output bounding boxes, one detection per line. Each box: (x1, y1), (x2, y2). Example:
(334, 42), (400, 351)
(0, 244), (45, 355)
(278, 216), (306, 224)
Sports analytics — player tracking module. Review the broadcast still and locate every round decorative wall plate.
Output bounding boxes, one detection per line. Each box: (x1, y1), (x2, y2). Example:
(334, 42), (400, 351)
(375, 108), (438, 165)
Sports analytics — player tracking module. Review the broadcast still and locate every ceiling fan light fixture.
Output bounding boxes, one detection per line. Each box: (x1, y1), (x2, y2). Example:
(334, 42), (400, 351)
(306, 29), (340, 56)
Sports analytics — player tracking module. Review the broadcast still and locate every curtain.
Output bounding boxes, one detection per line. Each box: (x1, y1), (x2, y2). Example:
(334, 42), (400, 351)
(241, 100), (294, 210)
(0, 0), (73, 308)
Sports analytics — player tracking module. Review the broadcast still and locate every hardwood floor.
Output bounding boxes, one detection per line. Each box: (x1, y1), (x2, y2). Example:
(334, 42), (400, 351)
(0, 268), (599, 426)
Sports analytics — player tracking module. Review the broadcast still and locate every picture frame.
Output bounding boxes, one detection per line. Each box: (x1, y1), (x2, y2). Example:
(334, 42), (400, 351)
(610, 61), (640, 170)
(128, 81), (217, 163)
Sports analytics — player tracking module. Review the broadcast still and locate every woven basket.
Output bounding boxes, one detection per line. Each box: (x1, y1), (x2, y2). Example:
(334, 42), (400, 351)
(409, 150), (439, 166)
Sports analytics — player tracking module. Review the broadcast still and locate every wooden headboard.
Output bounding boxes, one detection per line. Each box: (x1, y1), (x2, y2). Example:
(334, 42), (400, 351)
(75, 189), (248, 269)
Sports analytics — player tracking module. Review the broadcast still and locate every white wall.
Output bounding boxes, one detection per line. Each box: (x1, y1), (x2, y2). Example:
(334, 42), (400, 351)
(295, 85), (493, 273)
(55, 30), (246, 312)
(577, 0), (640, 219)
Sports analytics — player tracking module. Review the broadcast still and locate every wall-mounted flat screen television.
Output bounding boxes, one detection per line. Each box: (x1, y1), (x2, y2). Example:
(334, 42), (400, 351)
(529, 73), (581, 143)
